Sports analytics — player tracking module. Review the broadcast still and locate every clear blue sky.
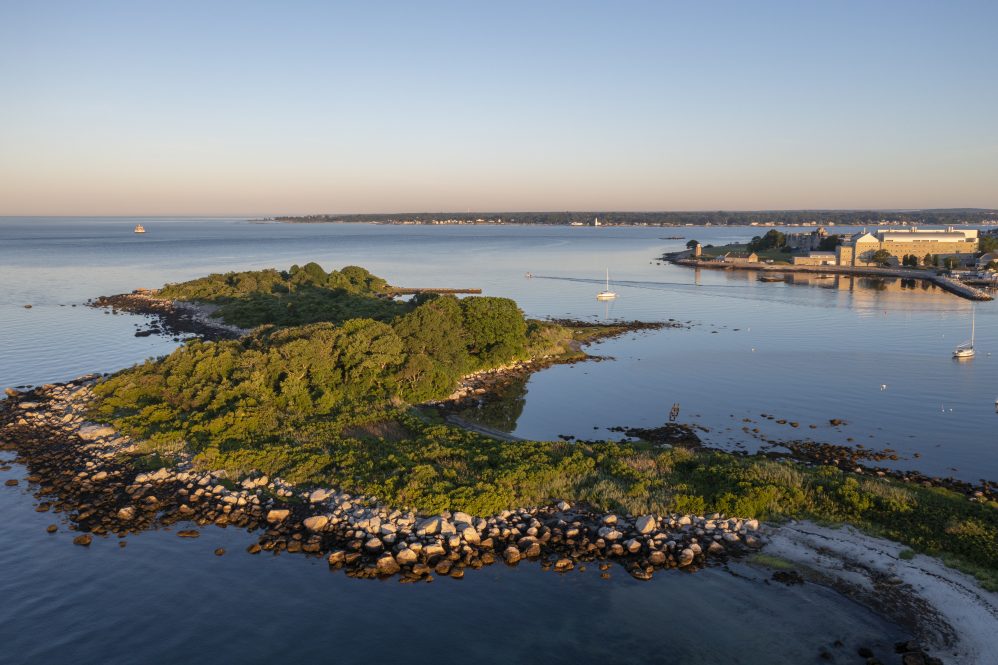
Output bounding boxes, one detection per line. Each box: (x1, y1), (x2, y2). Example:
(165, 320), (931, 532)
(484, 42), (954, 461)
(2, 1), (996, 215)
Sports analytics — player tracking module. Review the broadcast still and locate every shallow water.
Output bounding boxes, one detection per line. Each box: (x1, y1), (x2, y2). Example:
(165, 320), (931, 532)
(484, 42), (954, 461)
(0, 455), (906, 665)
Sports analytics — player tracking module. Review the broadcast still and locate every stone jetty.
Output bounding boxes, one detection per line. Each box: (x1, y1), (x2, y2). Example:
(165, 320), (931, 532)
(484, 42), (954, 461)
(0, 378), (762, 582)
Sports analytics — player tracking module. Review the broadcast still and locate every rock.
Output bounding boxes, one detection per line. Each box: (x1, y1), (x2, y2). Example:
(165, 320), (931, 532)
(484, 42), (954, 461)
(597, 526), (622, 540)
(677, 548), (695, 567)
(602, 514), (618, 525)
(177, 530), (200, 538)
(556, 500), (572, 511)
(649, 551), (667, 565)
(376, 554), (400, 576)
(452, 511), (474, 527)
(623, 538), (642, 553)
(503, 546), (521, 564)
(308, 488), (332, 503)
(73, 534), (92, 546)
(461, 526), (480, 545)
(635, 514), (656, 534)
(46, 524), (58, 534)
(707, 541), (726, 555)
(327, 550), (346, 566)
(91, 471), (108, 482)
(554, 558), (574, 571)
(364, 538), (384, 553)
(266, 509), (290, 523)
(116, 506), (136, 521)
(4, 479), (18, 486)
(743, 519), (760, 531)
(396, 548), (418, 565)
(303, 515), (329, 532)
(214, 548), (225, 556)
(415, 515), (443, 536)
(246, 543), (262, 554)
(78, 424), (116, 440)
(3, 388), (17, 397)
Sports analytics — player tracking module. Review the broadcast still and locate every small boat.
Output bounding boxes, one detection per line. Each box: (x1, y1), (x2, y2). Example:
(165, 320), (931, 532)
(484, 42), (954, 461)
(525, 272), (532, 278)
(758, 274), (785, 282)
(953, 306), (976, 359)
(596, 268), (617, 300)
(133, 224), (146, 234)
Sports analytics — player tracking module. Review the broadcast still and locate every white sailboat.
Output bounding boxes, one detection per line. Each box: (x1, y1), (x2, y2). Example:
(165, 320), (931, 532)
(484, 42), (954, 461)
(596, 268), (617, 300)
(953, 306), (976, 359)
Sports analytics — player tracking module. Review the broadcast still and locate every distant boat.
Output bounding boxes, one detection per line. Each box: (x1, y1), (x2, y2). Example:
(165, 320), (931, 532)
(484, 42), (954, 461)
(596, 268), (617, 300)
(758, 274), (784, 282)
(953, 306), (976, 359)
(133, 224), (146, 234)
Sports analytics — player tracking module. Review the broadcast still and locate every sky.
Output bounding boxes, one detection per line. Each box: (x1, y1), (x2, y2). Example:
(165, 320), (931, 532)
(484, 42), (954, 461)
(1, 1), (997, 216)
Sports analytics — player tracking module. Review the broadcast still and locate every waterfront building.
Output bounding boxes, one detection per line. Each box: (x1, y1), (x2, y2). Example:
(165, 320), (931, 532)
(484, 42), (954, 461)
(835, 226), (978, 267)
(786, 226), (830, 251)
(715, 251), (758, 264)
(791, 251), (838, 266)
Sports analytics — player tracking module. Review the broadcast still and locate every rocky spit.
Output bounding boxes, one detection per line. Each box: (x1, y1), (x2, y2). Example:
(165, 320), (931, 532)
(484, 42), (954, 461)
(0, 378), (762, 583)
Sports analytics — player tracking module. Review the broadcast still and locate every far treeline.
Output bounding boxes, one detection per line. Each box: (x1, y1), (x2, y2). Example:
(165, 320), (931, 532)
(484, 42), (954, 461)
(275, 209), (998, 227)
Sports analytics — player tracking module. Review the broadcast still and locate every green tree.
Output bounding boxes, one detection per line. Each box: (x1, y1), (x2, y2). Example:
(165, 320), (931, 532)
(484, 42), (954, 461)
(923, 253), (934, 267)
(870, 249), (893, 267)
(980, 235), (998, 254)
(685, 239), (700, 249)
(460, 297), (528, 369)
(818, 236), (840, 251)
(748, 230), (787, 252)
(943, 257), (960, 270)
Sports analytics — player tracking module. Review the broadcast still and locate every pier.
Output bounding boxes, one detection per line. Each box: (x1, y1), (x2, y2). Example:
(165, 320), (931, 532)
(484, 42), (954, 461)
(389, 287), (482, 295)
(670, 258), (993, 301)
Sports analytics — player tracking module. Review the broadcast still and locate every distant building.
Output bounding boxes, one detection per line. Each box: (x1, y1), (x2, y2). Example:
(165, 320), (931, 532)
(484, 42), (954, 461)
(786, 226), (831, 251)
(978, 252), (998, 270)
(836, 226), (978, 267)
(716, 251), (758, 264)
(791, 251), (838, 266)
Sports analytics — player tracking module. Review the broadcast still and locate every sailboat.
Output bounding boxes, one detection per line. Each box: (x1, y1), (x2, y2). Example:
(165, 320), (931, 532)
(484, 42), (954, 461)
(953, 306), (976, 359)
(596, 268), (617, 300)
(133, 224), (146, 234)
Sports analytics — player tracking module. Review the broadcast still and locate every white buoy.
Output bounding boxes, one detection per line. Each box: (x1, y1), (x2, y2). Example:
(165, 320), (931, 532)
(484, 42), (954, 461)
(880, 384), (888, 391)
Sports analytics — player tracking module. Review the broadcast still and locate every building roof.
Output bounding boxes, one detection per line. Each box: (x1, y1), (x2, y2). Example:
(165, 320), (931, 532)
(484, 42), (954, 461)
(852, 233), (878, 244)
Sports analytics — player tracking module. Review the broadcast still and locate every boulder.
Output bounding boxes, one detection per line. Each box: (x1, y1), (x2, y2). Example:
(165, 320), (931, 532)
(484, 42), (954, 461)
(78, 424), (116, 440)
(635, 515), (656, 534)
(648, 551), (667, 565)
(461, 526), (480, 545)
(116, 506), (136, 521)
(308, 488), (332, 503)
(503, 546), (521, 564)
(415, 515), (443, 536)
(623, 538), (642, 554)
(376, 554), (400, 576)
(73, 534), (93, 546)
(677, 548), (695, 567)
(556, 500), (572, 511)
(363, 538), (384, 553)
(395, 548), (418, 565)
(452, 511), (474, 527)
(303, 515), (329, 532)
(266, 509), (290, 523)
(597, 526), (623, 541)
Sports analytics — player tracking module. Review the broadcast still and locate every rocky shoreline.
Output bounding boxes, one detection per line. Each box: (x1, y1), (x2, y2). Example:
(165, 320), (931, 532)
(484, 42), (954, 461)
(0, 378), (761, 584)
(89, 290), (248, 341)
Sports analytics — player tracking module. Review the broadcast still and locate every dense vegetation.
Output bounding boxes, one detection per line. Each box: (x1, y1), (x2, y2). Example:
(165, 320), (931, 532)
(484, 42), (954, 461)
(92, 265), (997, 587)
(275, 209), (998, 227)
(157, 263), (402, 328)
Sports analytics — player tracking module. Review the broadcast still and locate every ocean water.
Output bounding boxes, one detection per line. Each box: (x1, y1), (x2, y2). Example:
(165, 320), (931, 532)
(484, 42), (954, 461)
(2, 217), (995, 482)
(5, 216), (994, 662)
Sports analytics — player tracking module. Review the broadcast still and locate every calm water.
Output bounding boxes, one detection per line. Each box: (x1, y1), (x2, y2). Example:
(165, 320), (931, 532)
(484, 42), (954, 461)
(6, 216), (996, 662)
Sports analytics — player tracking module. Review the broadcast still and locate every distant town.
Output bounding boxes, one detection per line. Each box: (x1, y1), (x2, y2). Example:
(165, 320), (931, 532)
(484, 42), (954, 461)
(274, 209), (998, 228)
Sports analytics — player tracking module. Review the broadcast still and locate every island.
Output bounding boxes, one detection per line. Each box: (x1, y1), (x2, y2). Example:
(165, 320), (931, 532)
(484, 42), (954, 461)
(3, 263), (996, 662)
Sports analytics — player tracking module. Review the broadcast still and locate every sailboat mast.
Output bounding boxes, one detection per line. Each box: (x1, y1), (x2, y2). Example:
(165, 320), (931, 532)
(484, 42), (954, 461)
(971, 306), (975, 345)
(606, 268), (610, 290)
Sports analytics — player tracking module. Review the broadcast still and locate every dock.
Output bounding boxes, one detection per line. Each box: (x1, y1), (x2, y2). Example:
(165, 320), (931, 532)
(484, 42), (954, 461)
(389, 287), (482, 295)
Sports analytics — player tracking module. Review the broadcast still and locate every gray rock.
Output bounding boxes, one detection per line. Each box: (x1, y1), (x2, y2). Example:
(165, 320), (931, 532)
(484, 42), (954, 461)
(376, 553), (400, 575)
(395, 548), (418, 565)
(635, 514), (656, 534)
(308, 488), (332, 503)
(678, 548), (695, 567)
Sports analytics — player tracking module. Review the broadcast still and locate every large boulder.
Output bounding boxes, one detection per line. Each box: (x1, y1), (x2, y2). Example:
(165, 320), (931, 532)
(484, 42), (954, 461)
(375, 554), (400, 576)
(78, 424), (116, 440)
(266, 509), (290, 523)
(635, 515), (656, 534)
(395, 548), (418, 565)
(308, 488), (332, 503)
(677, 548), (695, 567)
(303, 515), (329, 532)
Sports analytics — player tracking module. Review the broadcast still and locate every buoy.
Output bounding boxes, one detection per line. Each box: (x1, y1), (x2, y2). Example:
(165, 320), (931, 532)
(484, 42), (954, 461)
(880, 384), (887, 391)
